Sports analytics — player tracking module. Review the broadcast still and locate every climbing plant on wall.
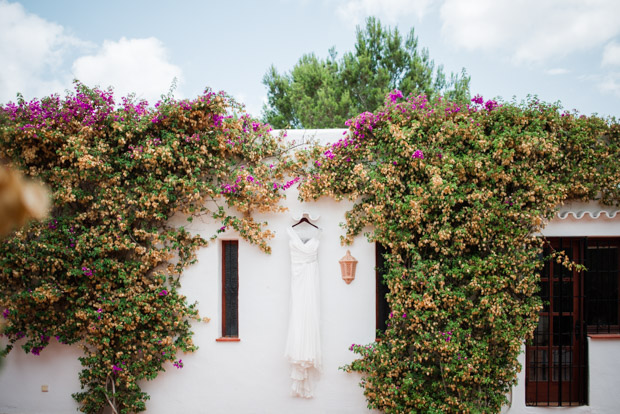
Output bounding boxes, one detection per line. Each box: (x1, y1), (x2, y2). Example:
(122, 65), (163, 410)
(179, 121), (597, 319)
(0, 83), (299, 414)
(299, 92), (620, 413)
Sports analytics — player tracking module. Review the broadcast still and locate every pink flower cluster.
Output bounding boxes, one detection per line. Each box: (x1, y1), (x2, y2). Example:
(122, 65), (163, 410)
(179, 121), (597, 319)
(349, 343), (376, 353)
(471, 95), (484, 105)
(221, 183), (237, 194)
(4, 87), (115, 131)
(471, 94), (500, 111)
(127, 145), (143, 158)
(281, 177), (300, 190)
(440, 330), (453, 342)
(121, 96), (149, 117)
(183, 133), (201, 143)
(221, 173), (258, 194)
(345, 111), (378, 140)
(389, 89), (404, 103)
(212, 114), (224, 127)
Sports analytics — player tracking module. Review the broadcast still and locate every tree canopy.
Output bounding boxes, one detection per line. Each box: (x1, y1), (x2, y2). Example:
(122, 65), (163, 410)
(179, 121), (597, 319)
(262, 17), (470, 129)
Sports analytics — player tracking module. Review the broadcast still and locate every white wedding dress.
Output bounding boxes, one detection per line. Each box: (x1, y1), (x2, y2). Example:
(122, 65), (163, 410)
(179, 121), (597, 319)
(285, 225), (322, 398)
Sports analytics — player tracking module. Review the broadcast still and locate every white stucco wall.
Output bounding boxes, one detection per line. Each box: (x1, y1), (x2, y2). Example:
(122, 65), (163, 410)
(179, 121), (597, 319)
(0, 129), (380, 414)
(137, 191), (379, 414)
(0, 341), (83, 413)
(0, 190), (379, 414)
(1, 130), (619, 413)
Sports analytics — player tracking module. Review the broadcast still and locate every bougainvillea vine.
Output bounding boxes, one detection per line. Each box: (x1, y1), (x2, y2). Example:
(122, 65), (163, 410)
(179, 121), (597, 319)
(0, 82), (300, 413)
(299, 91), (619, 413)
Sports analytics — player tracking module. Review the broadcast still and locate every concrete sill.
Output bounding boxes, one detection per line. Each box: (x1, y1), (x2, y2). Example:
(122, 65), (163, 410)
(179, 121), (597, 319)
(588, 334), (620, 340)
(216, 337), (241, 342)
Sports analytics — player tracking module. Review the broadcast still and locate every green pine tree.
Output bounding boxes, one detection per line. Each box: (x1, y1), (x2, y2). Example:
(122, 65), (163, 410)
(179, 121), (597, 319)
(262, 17), (470, 129)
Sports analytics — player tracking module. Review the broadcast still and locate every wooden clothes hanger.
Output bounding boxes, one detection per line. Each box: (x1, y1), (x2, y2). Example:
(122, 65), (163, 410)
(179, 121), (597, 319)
(292, 216), (318, 228)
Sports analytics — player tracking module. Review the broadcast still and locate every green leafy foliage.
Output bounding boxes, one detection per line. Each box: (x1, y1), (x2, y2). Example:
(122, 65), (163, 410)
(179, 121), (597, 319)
(299, 92), (620, 413)
(0, 83), (298, 413)
(263, 17), (470, 129)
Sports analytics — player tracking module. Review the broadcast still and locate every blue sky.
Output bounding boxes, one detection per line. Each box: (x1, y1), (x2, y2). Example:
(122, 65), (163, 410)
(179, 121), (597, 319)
(1, 0), (619, 120)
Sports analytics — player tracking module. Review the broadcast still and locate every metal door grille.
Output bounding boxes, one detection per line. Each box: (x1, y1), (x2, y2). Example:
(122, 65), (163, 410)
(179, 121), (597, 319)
(526, 238), (587, 406)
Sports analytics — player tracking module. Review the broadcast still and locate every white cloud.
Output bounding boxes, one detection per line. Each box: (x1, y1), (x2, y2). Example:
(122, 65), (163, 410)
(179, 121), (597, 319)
(232, 92), (268, 118)
(546, 68), (569, 75)
(602, 41), (620, 67)
(0, 1), (181, 105)
(597, 72), (620, 97)
(232, 92), (250, 113)
(439, 0), (620, 64)
(0, 0), (89, 102)
(333, 0), (437, 25)
(72, 37), (182, 104)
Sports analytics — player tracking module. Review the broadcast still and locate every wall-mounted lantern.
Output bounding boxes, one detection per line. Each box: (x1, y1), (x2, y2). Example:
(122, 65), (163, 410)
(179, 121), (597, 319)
(339, 250), (358, 284)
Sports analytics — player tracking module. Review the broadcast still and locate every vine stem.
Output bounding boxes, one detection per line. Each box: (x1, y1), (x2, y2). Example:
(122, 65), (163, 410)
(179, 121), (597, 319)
(438, 358), (448, 396)
(105, 373), (119, 414)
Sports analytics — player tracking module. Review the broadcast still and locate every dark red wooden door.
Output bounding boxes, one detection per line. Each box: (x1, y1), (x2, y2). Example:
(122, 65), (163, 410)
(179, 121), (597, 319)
(526, 238), (587, 406)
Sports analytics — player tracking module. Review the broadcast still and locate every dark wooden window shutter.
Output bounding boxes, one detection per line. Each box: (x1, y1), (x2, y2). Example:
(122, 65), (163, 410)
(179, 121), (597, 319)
(222, 240), (239, 338)
(376, 243), (390, 334)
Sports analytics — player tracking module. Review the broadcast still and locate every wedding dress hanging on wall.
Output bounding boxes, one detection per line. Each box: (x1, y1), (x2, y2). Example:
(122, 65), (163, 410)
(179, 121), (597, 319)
(285, 225), (322, 398)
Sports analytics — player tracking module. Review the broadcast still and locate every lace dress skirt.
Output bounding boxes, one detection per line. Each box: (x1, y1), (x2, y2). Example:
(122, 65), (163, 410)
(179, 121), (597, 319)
(285, 227), (322, 398)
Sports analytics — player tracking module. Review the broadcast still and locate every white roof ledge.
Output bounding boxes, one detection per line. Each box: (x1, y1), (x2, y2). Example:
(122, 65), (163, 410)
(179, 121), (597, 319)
(543, 200), (620, 237)
(556, 210), (620, 220)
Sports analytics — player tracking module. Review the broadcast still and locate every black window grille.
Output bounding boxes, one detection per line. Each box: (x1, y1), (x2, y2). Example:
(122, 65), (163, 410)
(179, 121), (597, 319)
(222, 240), (239, 337)
(376, 243), (390, 334)
(585, 239), (620, 334)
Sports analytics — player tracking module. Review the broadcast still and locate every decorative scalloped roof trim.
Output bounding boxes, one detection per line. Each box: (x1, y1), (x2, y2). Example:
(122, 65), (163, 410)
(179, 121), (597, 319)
(556, 210), (620, 220)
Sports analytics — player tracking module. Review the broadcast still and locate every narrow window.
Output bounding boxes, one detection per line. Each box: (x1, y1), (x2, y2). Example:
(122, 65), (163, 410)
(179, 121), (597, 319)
(218, 240), (239, 341)
(585, 238), (620, 334)
(376, 243), (390, 335)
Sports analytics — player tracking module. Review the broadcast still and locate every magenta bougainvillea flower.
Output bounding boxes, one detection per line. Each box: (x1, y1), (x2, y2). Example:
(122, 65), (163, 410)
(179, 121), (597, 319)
(389, 89), (404, 103)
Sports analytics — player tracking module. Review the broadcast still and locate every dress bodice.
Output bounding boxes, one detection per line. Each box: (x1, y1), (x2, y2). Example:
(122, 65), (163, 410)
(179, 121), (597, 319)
(287, 227), (320, 264)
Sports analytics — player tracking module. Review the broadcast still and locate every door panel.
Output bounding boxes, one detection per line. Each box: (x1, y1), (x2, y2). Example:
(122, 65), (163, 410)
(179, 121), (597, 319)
(526, 238), (587, 406)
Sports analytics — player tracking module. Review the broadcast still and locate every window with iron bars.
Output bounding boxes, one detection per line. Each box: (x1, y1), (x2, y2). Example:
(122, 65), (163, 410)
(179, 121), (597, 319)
(585, 238), (620, 334)
(526, 237), (620, 406)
